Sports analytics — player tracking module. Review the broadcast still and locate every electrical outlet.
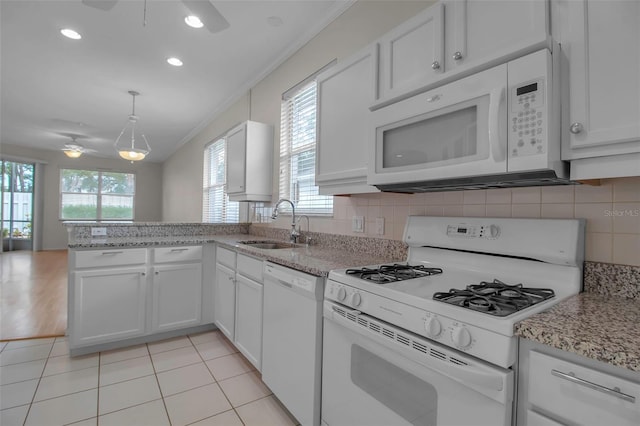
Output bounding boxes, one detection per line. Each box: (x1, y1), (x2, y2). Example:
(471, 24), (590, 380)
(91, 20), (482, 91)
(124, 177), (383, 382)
(375, 217), (385, 235)
(91, 227), (107, 237)
(352, 216), (364, 233)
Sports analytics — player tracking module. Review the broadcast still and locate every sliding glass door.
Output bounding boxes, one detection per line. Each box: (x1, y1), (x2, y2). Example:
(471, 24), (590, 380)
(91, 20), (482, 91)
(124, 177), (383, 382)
(1, 160), (34, 251)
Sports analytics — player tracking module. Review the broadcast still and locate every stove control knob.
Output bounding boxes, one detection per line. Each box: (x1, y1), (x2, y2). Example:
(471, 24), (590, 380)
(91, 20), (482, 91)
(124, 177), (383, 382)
(337, 287), (347, 302)
(451, 326), (472, 348)
(351, 293), (362, 307)
(424, 317), (442, 338)
(488, 224), (500, 239)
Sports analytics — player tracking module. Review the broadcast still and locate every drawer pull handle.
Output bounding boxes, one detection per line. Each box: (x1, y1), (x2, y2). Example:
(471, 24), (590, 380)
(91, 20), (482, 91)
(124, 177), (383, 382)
(551, 369), (636, 403)
(170, 248), (189, 252)
(101, 251), (123, 255)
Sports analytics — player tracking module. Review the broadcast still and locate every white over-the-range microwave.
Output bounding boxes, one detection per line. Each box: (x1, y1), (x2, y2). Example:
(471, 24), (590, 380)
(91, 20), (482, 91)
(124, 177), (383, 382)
(368, 47), (572, 192)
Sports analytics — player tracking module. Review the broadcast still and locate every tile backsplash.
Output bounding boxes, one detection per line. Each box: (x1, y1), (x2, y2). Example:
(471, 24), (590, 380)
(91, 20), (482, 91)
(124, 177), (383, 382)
(253, 177), (640, 267)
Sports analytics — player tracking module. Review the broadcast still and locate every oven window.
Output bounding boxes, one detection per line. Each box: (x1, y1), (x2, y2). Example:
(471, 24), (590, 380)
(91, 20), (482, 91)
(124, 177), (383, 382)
(350, 344), (438, 426)
(382, 105), (478, 169)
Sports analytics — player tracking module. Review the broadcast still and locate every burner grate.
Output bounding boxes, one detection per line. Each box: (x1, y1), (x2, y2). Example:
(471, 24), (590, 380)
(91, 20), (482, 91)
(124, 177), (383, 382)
(346, 263), (443, 284)
(433, 279), (554, 317)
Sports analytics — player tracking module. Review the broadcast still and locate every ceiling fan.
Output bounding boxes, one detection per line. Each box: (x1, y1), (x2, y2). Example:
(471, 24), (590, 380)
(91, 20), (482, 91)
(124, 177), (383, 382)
(62, 136), (97, 159)
(81, 0), (230, 33)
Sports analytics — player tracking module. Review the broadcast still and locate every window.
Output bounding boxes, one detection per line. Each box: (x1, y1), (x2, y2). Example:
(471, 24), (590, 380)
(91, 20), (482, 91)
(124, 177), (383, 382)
(279, 79), (333, 215)
(203, 138), (239, 223)
(60, 169), (135, 220)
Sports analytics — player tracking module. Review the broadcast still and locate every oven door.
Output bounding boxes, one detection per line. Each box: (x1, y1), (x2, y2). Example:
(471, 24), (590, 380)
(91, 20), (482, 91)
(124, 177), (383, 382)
(321, 301), (513, 426)
(368, 63), (507, 186)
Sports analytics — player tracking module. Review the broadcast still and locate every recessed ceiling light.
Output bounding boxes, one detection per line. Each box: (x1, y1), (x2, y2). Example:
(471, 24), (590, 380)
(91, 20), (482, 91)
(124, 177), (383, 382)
(167, 57), (183, 67)
(60, 28), (82, 40)
(185, 15), (204, 28)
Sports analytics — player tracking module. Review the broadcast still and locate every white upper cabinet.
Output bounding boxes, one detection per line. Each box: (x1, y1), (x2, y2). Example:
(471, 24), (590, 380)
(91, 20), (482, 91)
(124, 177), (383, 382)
(371, 0), (549, 109)
(373, 3), (444, 108)
(555, 0), (640, 179)
(316, 46), (379, 195)
(226, 120), (274, 202)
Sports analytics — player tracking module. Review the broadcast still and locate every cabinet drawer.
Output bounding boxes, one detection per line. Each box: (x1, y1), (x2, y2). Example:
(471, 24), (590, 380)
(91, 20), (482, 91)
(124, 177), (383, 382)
(154, 246), (202, 263)
(75, 248), (147, 269)
(528, 350), (640, 426)
(216, 246), (236, 268)
(237, 253), (263, 282)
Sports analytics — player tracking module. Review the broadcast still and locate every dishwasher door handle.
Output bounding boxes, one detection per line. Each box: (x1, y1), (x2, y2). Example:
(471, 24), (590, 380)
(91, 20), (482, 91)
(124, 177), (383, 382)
(551, 369), (636, 403)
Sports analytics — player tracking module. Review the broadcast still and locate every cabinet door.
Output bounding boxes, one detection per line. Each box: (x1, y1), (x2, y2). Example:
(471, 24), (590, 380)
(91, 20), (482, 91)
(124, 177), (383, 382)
(445, 0), (548, 72)
(152, 263), (203, 333)
(72, 267), (147, 346)
(226, 123), (246, 194)
(375, 3), (444, 105)
(234, 274), (263, 370)
(214, 263), (236, 340)
(316, 46), (378, 195)
(561, 0), (640, 157)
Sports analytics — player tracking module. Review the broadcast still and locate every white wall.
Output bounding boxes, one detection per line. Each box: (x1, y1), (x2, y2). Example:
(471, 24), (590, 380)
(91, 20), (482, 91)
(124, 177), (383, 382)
(0, 143), (163, 250)
(162, 0), (434, 221)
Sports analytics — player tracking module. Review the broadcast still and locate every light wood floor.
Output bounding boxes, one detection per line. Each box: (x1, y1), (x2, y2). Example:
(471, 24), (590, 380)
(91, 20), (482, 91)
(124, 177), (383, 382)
(0, 249), (68, 341)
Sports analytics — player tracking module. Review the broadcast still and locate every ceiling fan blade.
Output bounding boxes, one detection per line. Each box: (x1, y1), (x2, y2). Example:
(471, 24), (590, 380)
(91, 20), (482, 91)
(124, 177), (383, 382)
(81, 0), (118, 12)
(182, 0), (230, 33)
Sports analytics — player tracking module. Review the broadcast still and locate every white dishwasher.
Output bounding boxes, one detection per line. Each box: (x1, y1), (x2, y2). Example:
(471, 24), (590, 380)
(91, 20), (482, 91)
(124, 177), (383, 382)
(262, 261), (324, 426)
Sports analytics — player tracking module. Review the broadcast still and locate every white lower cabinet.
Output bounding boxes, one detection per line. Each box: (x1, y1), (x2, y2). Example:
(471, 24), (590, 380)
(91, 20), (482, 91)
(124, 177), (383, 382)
(517, 339), (640, 426)
(213, 245), (263, 370)
(69, 245), (206, 353)
(72, 266), (147, 346)
(152, 263), (203, 333)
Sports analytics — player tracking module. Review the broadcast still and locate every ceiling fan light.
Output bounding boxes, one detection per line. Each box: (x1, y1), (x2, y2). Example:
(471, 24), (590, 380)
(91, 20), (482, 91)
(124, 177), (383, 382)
(185, 15), (204, 28)
(61, 28), (82, 40)
(167, 57), (183, 67)
(64, 150), (83, 158)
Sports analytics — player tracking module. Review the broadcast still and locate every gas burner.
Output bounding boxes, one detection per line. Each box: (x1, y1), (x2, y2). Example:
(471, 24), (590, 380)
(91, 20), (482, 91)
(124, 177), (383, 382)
(346, 263), (443, 284)
(433, 279), (555, 317)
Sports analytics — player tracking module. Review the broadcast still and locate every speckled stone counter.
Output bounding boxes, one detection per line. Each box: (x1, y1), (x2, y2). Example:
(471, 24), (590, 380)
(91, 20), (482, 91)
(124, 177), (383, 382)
(515, 261), (640, 372)
(66, 223), (407, 277)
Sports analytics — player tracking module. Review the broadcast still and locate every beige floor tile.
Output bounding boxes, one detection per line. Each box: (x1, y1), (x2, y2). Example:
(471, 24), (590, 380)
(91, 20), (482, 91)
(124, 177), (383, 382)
(147, 336), (192, 354)
(190, 409), (244, 426)
(0, 404), (30, 426)
(205, 353), (254, 381)
(100, 344), (149, 365)
(151, 346), (201, 373)
(0, 344), (52, 367)
(43, 353), (99, 377)
(188, 331), (221, 345)
(68, 417), (97, 426)
(25, 388), (98, 426)
(98, 399), (169, 426)
(35, 366), (98, 402)
(99, 375), (161, 415)
(0, 359), (46, 385)
(49, 340), (70, 358)
(0, 378), (39, 410)
(218, 371), (271, 407)
(195, 335), (237, 361)
(99, 355), (154, 386)
(164, 383), (232, 426)
(4, 338), (55, 351)
(156, 362), (215, 397)
(236, 395), (297, 426)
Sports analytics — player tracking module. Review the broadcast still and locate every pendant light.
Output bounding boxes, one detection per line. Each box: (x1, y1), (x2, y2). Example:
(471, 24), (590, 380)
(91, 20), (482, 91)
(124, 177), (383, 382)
(114, 90), (151, 162)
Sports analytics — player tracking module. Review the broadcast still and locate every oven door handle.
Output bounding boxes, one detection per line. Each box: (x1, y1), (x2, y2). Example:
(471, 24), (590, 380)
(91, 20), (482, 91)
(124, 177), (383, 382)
(325, 304), (510, 397)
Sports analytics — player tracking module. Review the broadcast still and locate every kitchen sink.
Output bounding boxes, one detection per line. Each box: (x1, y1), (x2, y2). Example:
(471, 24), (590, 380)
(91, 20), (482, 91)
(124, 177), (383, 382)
(238, 240), (297, 249)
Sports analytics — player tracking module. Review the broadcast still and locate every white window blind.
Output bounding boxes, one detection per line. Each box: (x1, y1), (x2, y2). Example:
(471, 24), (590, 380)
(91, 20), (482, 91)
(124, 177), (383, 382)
(203, 138), (239, 223)
(279, 80), (333, 215)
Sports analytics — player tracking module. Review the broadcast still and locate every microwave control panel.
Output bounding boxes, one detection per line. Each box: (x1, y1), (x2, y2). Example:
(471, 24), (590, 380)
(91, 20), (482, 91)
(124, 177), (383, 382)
(509, 78), (546, 158)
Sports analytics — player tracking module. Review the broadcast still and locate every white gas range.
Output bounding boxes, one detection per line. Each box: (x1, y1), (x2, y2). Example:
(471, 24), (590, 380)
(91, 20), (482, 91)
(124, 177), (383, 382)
(321, 216), (584, 426)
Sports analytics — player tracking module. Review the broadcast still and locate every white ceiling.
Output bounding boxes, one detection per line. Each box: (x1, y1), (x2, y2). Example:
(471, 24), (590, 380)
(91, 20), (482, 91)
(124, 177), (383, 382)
(0, 0), (351, 162)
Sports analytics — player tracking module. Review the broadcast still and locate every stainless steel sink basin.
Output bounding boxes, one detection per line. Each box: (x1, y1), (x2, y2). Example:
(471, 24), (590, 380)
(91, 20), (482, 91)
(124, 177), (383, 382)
(238, 240), (297, 249)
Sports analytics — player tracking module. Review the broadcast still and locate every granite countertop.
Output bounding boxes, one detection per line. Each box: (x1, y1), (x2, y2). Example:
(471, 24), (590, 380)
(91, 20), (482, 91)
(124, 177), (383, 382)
(515, 292), (640, 372)
(69, 233), (404, 277)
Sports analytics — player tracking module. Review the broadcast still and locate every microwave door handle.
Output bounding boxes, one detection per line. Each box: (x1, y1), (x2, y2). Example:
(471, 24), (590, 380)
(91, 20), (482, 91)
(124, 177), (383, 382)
(488, 86), (506, 162)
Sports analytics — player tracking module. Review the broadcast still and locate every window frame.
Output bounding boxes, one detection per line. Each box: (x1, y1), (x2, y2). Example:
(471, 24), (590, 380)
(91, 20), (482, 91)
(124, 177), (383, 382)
(59, 168), (136, 221)
(202, 136), (239, 224)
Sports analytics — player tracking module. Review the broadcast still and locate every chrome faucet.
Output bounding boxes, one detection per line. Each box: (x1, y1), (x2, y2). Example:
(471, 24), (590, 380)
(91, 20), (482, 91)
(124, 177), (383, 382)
(297, 214), (312, 246)
(271, 198), (299, 243)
